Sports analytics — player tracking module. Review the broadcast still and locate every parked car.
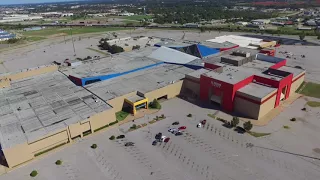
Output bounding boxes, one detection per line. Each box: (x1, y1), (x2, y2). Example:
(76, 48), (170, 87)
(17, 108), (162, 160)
(172, 121), (180, 125)
(235, 126), (246, 134)
(152, 140), (158, 146)
(196, 123), (202, 128)
(168, 128), (178, 133)
(164, 137), (170, 143)
(175, 131), (183, 136)
(201, 120), (207, 125)
(125, 142), (134, 146)
(160, 136), (167, 142)
(178, 126), (187, 130)
(155, 132), (162, 140)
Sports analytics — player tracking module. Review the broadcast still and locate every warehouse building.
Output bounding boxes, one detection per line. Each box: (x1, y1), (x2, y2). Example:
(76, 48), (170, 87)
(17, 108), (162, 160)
(0, 39), (305, 168)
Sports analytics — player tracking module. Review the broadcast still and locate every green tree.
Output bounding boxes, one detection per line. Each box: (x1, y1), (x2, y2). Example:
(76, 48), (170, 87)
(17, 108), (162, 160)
(30, 170), (38, 177)
(243, 121), (253, 132)
(150, 99), (161, 109)
(55, 160), (62, 165)
(317, 35), (320, 40)
(299, 33), (305, 41)
(231, 116), (239, 127)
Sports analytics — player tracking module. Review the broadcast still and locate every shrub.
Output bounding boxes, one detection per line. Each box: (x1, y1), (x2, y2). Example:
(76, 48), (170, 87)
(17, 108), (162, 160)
(283, 125), (290, 129)
(109, 120), (118, 126)
(155, 116), (159, 120)
(55, 160), (62, 165)
(243, 121), (253, 132)
(132, 45), (140, 50)
(109, 135), (115, 140)
(30, 170), (38, 177)
(150, 99), (161, 109)
(91, 144), (97, 149)
(231, 116), (240, 127)
(116, 135), (125, 139)
(290, 118), (296, 122)
(187, 114), (192, 117)
(130, 124), (137, 129)
(160, 114), (165, 118)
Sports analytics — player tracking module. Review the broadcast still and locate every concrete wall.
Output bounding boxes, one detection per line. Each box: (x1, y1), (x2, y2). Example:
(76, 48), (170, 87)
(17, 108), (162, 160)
(234, 97), (260, 119)
(0, 78), (10, 88)
(291, 74), (305, 95)
(89, 108), (116, 131)
(107, 92), (137, 112)
(144, 80), (183, 101)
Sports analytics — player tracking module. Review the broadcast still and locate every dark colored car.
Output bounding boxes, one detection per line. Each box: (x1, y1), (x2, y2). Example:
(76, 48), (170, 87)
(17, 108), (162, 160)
(175, 132), (183, 136)
(235, 126), (246, 134)
(178, 126), (186, 130)
(155, 132), (162, 140)
(117, 135), (125, 139)
(201, 120), (207, 125)
(152, 140), (158, 146)
(164, 137), (170, 143)
(172, 121), (180, 125)
(125, 142), (134, 146)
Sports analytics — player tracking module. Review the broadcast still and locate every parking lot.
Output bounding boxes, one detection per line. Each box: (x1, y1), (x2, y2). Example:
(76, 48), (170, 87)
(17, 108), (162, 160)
(1, 98), (320, 180)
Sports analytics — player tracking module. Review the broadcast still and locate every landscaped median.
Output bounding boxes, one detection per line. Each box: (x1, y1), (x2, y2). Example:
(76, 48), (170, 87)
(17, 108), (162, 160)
(298, 82), (320, 98)
(128, 115), (166, 132)
(207, 114), (271, 138)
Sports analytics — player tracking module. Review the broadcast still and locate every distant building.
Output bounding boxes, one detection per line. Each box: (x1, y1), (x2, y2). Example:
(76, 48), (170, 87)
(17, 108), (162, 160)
(235, 21), (248, 26)
(23, 27), (45, 32)
(183, 23), (200, 28)
(251, 19), (270, 25)
(0, 29), (16, 41)
(118, 12), (135, 16)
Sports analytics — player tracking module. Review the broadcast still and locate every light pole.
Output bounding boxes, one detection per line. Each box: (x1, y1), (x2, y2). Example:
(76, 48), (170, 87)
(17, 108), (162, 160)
(70, 27), (76, 56)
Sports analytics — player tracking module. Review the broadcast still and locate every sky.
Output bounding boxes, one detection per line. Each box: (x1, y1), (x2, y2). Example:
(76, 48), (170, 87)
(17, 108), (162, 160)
(0, 0), (75, 5)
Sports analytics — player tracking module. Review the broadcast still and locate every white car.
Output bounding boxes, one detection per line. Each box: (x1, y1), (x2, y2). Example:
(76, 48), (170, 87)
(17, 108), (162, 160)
(160, 136), (167, 142)
(168, 128), (178, 133)
(196, 123), (202, 128)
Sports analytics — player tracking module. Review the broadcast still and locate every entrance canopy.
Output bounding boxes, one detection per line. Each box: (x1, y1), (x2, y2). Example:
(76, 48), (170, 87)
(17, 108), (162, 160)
(125, 94), (148, 115)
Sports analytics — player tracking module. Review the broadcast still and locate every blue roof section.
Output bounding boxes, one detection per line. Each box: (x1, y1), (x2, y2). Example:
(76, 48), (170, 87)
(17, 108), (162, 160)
(82, 62), (164, 86)
(196, 44), (220, 58)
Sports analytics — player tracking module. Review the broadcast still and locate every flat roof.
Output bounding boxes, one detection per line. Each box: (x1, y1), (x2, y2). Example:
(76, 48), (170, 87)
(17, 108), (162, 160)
(0, 71), (112, 149)
(187, 68), (211, 79)
(203, 65), (253, 84)
(237, 82), (277, 100)
(60, 47), (160, 79)
(147, 46), (198, 64)
(278, 66), (305, 79)
(126, 94), (145, 103)
(86, 63), (195, 101)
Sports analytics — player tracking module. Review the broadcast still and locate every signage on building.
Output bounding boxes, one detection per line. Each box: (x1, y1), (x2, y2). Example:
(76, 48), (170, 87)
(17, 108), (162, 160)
(211, 81), (221, 88)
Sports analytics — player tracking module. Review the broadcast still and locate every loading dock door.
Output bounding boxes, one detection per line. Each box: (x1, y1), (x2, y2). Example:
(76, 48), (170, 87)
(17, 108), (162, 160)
(210, 95), (222, 104)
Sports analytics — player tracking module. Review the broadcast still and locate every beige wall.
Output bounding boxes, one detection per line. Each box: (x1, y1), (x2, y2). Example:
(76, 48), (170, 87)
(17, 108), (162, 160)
(260, 41), (276, 48)
(258, 95), (276, 119)
(145, 80), (183, 101)
(234, 94), (276, 119)
(89, 108), (116, 131)
(2, 143), (33, 168)
(291, 74), (305, 96)
(2, 65), (58, 81)
(2, 108), (116, 168)
(107, 92), (137, 112)
(234, 97), (260, 119)
(0, 78), (10, 88)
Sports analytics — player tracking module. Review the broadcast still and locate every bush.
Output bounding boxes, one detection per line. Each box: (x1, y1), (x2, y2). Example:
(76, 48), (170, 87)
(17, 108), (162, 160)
(55, 160), (62, 165)
(109, 135), (115, 140)
(109, 120), (118, 126)
(283, 125), (290, 129)
(161, 114), (165, 118)
(290, 118), (296, 122)
(130, 124), (137, 129)
(243, 121), (253, 132)
(132, 45), (140, 50)
(91, 144), (97, 149)
(187, 114), (192, 117)
(116, 135), (125, 139)
(30, 170), (38, 177)
(150, 99), (161, 109)
(231, 116), (239, 127)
